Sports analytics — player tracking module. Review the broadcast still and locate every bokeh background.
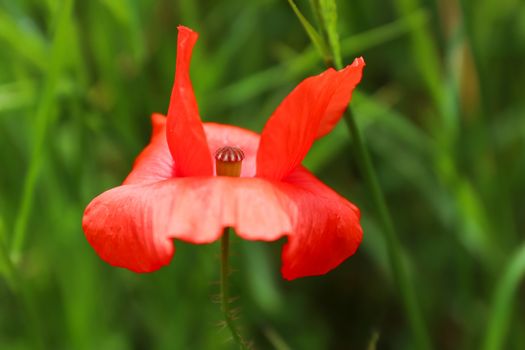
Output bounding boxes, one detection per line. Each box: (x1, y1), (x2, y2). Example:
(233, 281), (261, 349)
(1, 0), (525, 349)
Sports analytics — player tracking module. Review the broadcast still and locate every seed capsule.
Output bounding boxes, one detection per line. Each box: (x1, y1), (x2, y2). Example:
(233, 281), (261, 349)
(214, 146), (244, 177)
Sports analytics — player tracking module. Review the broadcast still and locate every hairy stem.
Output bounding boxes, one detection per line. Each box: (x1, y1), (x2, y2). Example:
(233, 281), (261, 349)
(220, 228), (249, 349)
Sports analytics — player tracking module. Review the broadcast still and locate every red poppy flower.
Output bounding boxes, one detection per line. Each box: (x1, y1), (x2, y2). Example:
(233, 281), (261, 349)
(82, 26), (365, 280)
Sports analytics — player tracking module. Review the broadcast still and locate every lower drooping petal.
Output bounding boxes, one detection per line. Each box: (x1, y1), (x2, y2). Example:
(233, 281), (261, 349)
(83, 168), (362, 278)
(82, 177), (294, 273)
(277, 166), (363, 280)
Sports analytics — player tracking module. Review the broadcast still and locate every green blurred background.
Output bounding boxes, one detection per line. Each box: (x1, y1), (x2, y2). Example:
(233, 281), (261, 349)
(1, 0), (524, 349)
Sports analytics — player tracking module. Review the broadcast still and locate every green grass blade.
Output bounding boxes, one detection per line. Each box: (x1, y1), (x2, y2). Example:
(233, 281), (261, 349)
(392, 0), (443, 105)
(344, 109), (433, 350)
(307, 2), (433, 348)
(286, 0), (332, 65)
(311, 0), (342, 69)
(483, 243), (525, 350)
(10, 0), (73, 259)
(0, 80), (35, 113)
(340, 9), (428, 58)
(0, 9), (47, 70)
(98, 0), (144, 63)
(209, 10), (429, 108)
(0, 215), (16, 291)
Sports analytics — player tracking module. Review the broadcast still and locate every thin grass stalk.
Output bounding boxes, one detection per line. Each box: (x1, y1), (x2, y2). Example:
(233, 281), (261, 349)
(10, 0), (73, 260)
(483, 243), (525, 350)
(343, 110), (432, 350)
(0, 221), (45, 349)
(306, 1), (432, 348)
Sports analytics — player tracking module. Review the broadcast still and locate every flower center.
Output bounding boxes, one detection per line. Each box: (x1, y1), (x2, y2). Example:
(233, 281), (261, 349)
(214, 146), (245, 177)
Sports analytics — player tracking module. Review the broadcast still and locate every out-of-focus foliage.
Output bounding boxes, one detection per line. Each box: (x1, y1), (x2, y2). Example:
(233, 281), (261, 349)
(0, 0), (524, 349)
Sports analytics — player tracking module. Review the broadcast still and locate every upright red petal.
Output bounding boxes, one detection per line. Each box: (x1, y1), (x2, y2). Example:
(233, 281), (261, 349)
(257, 58), (365, 180)
(316, 58), (365, 137)
(166, 26), (213, 177)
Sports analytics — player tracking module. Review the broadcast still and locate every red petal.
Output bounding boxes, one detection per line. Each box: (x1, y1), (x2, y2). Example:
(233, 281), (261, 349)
(82, 177), (294, 273)
(166, 26), (213, 177)
(278, 167), (363, 280)
(123, 114), (174, 185)
(84, 167), (361, 276)
(316, 58), (365, 137)
(124, 118), (260, 184)
(86, 116), (361, 276)
(257, 58), (365, 180)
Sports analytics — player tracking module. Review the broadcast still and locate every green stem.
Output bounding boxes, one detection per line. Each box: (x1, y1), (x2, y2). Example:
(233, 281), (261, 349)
(344, 110), (431, 350)
(300, 2), (432, 348)
(483, 243), (525, 350)
(220, 228), (249, 350)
